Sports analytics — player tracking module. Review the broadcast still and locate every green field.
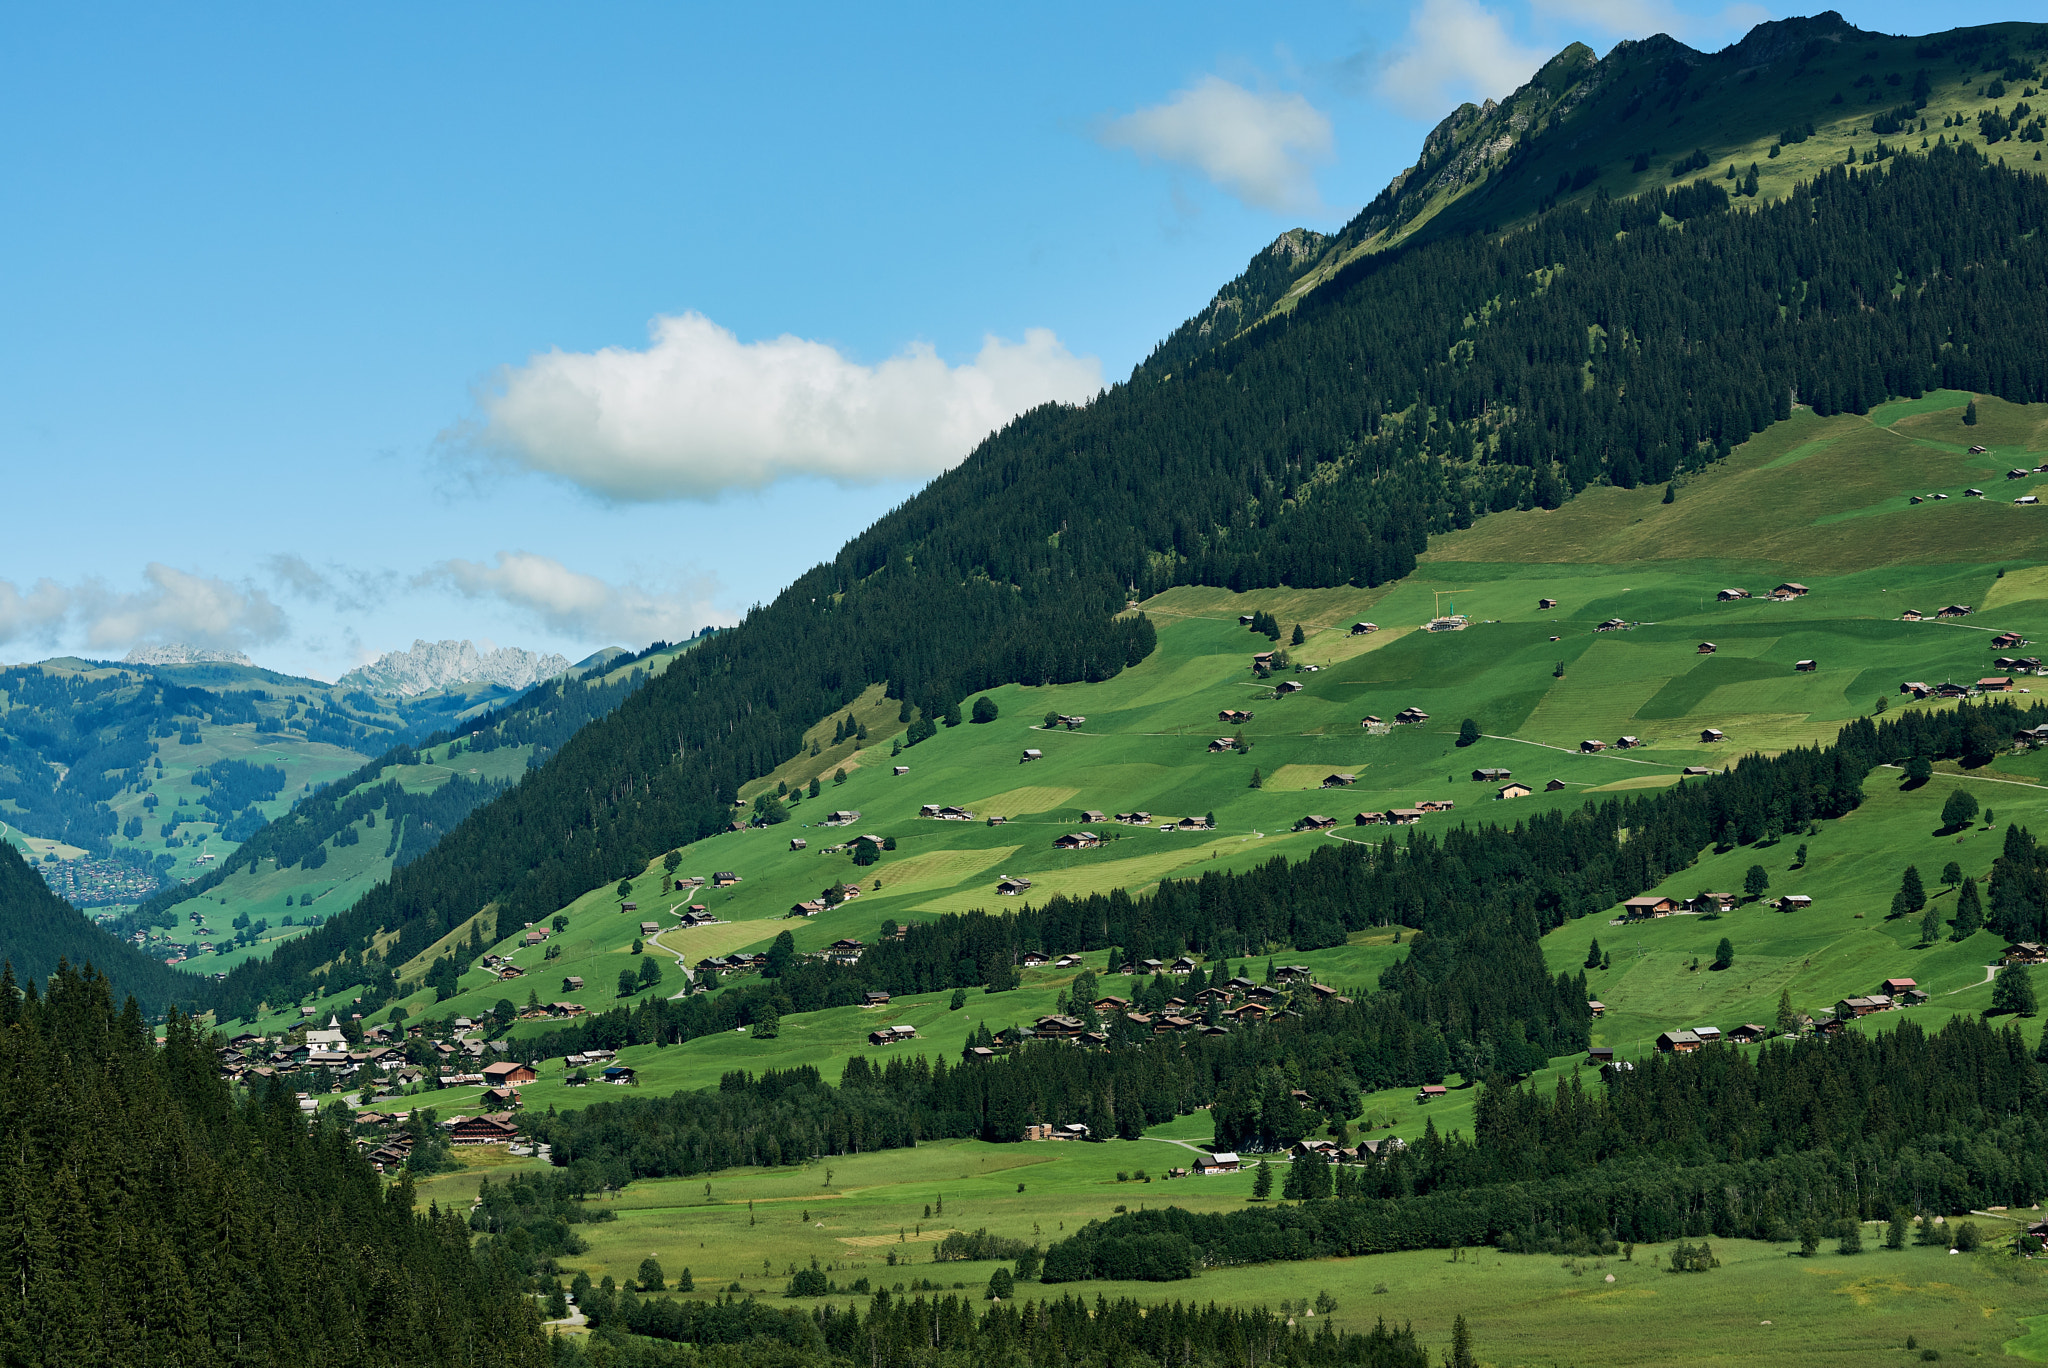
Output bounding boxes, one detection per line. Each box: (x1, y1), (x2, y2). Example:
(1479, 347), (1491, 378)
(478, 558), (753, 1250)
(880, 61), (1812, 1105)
(418, 1134), (2047, 1368)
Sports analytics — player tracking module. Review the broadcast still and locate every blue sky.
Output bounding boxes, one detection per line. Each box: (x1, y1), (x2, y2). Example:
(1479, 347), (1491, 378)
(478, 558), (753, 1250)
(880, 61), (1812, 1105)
(0, 0), (2024, 679)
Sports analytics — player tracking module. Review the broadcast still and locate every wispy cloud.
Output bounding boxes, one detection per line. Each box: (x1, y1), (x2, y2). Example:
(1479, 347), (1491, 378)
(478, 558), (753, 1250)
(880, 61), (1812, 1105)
(1100, 75), (1334, 213)
(419, 551), (726, 647)
(1378, 0), (1552, 108)
(447, 312), (1102, 503)
(0, 564), (287, 655)
(264, 553), (397, 613)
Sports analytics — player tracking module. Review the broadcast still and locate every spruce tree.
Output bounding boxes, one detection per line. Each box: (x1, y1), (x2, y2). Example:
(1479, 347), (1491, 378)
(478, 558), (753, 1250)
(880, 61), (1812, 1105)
(1712, 937), (1734, 970)
(1890, 865), (1926, 918)
(1953, 877), (1984, 939)
(1920, 903), (1942, 945)
(1775, 988), (1800, 1035)
(1251, 1161), (1272, 1200)
(1964, 398), (1979, 425)
(1457, 718), (1481, 747)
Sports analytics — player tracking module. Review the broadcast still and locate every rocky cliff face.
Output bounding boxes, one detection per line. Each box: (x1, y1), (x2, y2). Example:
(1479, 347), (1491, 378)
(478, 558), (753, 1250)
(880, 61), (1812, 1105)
(338, 639), (571, 697)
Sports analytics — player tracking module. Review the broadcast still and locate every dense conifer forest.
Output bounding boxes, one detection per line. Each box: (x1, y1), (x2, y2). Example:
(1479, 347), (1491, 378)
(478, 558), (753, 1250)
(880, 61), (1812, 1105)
(0, 841), (194, 1005)
(0, 962), (550, 1364)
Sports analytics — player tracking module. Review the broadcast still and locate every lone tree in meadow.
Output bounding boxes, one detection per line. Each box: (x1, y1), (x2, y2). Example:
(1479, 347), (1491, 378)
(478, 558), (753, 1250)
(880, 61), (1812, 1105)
(1889, 865), (1926, 919)
(1584, 938), (1602, 968)
(1290, 624), (1305, 646)
(971, 696), (999, 723)
(1903, 754), (1933, 786)
(1991, 963), (2038, 1017)
(1964, 398), (1979, 426)
(1940, 788), (1980, 832)
(1712, 937), (1734, 971)
(1457, 718), (1481, 747)
(1251, 1161), (1272, 1200)
(1919, 903), (1942, 945)
(1743, 864), (1770, 901)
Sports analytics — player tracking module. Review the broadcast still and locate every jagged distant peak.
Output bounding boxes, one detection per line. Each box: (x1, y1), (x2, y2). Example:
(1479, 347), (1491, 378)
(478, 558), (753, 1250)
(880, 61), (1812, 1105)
(337, 639), (572, 698)
(123, 644), (254, 667)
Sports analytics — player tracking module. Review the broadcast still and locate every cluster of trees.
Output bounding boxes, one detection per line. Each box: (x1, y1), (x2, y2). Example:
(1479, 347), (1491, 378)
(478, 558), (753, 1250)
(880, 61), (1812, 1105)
(577, 1288), (1434, 1368)
(0, 962), (549, 1364)
(1034, 1016), (2047, 1280)
(0, 843), (194, 1006)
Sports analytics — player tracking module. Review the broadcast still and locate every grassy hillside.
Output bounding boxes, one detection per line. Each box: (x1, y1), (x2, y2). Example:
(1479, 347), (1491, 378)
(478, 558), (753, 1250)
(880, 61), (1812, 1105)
(278, 391), (2048, 1123)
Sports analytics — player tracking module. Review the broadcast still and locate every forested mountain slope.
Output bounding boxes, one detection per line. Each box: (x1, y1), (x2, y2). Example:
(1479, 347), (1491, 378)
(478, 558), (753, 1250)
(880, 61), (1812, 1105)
(1145, 14), (2048, 370)
(0, 963), (547, 1364)
(207, 129), (2048, 1025)
(0, 840), (197, 1007)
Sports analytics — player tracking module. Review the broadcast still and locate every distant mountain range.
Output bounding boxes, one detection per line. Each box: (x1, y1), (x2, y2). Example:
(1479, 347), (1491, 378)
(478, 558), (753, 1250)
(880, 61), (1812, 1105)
(337, 639), (573, 698)
(123, 644), (254, 666)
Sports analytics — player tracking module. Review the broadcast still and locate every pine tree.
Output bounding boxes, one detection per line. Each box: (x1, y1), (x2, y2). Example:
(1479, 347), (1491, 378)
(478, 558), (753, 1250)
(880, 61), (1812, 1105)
(1953, 877), (1984, 939)
(1920, 903), (1942, 945)
(1964, 398), (1979, 425)
(1251, 1161), (1272, 1200)
(1290, 624), (1305, 645)
(1775, 989), (1799, 1035)
(1457, 718), (1481, 747)
(1584, 938), (1602, 968)
(1712, 937), (1733, 970)
(1890, 865), (1926, 918)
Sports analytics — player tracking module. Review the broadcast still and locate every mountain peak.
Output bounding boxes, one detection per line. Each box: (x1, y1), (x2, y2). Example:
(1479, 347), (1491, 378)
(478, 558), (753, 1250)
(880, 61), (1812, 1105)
(337, 639), (572, 698)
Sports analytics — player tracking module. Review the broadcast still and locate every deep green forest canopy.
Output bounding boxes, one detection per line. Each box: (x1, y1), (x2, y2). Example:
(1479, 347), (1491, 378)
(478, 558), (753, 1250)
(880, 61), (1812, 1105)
(205, 148), (2048, 1027)
(0, 840), (195, 1007)
(0, 962), (549, 1365)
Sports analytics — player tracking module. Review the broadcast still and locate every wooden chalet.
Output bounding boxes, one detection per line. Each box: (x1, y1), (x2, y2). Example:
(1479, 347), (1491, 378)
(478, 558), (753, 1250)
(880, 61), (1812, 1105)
(1938, 604), (1973, 618)
(1020, 748), (1042, 763)
(1682, 766), (1712, 776)
(1728, 1024), (1769, 1045)
(1321, 773), (1357, 788)
(1699, 728), (1725, 743)
(1416, 1084), (1449, 1102)
(1079, 809), (1106, 823)
(1979, 676), (2014, 692)
(1394, 707), (1429, 724)
(1775, 894), (1813, 911)
(1538, 598), (1559, 609)
(1496, 782), (1533, 800)
(1293, 814), (1338, 831)
(1587, 1046), (1615, 1064)
(1218, 709), (1255, 724)
(862, 990), (892, 1007)
(712, 871), (740, 887)
(1587, 1000), (1606, 1017)
(1881, 978), (1917, 996)
(1471, 767), (1511, 782)
(1194, 1151), (1241, 1173)
(1717, 588), (1751, 601)
(867, 1025), (917, 1046)
(1991, 632), (2026, 649)
(1208, 737), (1236, 752)
(1655, 1030), (1703, 1054)
(482, 1061), (536, 1087)
(1900, 609), (1927, 622)
(1349, 622), (1377, 635)
(1795, 659), (1817, 672)
(450, 1115), (520, 1145)
(1545, 779), (1569, 792)
(1616, 736), (1642, 748)
(1579, 739), (1606, 753)
(1697, 642), (1717, 655)
(562, 976), (584, 992)
(1053, 832), (1101, 850)
(1772, 582), (1809, 598)
(1622, 895), (1678, 918)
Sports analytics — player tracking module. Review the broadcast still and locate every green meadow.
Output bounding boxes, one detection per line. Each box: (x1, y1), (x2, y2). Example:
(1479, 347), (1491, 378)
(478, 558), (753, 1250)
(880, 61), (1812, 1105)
(281, 394), (2048, 1074)
(417, 1134), (2047, 1368)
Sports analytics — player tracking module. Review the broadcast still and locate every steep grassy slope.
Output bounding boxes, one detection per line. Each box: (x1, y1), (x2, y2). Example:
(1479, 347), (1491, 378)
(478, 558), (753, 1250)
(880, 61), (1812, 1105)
(275, 393), (2048, 1116)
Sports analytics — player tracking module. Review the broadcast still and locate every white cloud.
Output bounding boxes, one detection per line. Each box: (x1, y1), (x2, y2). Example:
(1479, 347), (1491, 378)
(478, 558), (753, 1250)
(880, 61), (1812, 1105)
(454, 313), (1103, 502)
(0, 578), (72, 647)
(1379, 0), (1552, 107)
(1100, 76), (1334, 212)
(421, 551), (726, 646)
(0, 564), (286, 654)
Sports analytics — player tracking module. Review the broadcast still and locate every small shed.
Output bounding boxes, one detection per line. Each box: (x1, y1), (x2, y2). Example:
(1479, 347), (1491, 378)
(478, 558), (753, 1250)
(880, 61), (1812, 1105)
(1538, 598), (1558, 610)
(1020, 749), (1042, 763)
(1699, 728), (1725, 743)
(1795, 659), (1817, 672)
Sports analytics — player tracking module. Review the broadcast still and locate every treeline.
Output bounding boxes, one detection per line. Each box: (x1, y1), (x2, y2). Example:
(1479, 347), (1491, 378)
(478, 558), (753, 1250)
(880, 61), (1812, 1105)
(0, 961), (548, 1365)
(208, 150), (2048, 1025)
(1037, 1015), (2048, 1280)
(575, 1289), (1433, 1368)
